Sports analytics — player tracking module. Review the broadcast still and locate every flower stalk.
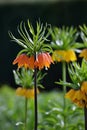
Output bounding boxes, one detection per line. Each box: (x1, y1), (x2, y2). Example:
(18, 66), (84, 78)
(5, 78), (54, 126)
(62, 61), (66, 126)
(34, 53), (38, 130)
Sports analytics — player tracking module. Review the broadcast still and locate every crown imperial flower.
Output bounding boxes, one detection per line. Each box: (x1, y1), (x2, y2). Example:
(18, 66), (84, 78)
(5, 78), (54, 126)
(81, 81), (87, 94)
(16, 87), (39, 98)
(79, 49), (87, 60)
(13, 52), (53, 70)
(10, 21), (53, 70)
(35, 52), (53, 70)
(13, 54), (31, 69)
(58, 59), (87, 108)
(52, 50), (77, 62)
(65, 87), (87, 108)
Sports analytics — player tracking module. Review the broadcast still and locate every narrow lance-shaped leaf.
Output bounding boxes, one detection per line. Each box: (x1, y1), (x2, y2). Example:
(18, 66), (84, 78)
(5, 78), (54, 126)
(8, 31), (27, 48)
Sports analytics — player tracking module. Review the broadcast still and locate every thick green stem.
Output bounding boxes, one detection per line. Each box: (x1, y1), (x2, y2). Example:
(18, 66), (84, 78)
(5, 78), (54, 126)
(62, 62), (66, 127)
(84, 107), (87, 130)
(24, 98), (28, 130)
(34, 53), (38, 130)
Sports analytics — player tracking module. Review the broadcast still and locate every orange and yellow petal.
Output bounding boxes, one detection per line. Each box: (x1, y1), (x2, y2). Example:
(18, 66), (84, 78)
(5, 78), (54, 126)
(13, 54), (30, 69)
(35, 52), (53, 70)
(65, 50), (77, 62)
(72, 90), (84, 101)
(81, 81), (87, 94)
(16, 87), (39, 98)
(28, 56), (34, 69)
(13, 54), (35, 69)
(52, 50), (66, 62)
(52, 50), (76, 62)
(66, 88), (87, 108)
(75, 100), (85, 108)
(65, 89), (76, 100)
(25, 88), (39, 98)
(79, 49), (87, 60)
(16, 87), (26, 96)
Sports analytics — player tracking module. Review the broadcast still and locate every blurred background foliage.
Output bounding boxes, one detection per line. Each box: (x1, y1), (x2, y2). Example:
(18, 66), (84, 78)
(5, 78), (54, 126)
(0, 85), (84, 130)
(0, 0), (87, 90)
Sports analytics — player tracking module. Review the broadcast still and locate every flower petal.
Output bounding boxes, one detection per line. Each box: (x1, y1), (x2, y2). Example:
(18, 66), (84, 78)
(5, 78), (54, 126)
(13, 54), (34, 69)
(35, 52), (53, 70)
(52, 50), (77, 62)
(16, 87), (39, 98)
(79, 49), (87, 60)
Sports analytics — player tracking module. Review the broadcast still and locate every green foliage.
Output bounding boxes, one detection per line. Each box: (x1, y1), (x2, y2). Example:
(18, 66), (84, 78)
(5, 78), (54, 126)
(13, 68), (46, 89)
(49, 26), (84, 50)
(0, 85), (34, 130)
(68, 59), (87, 85)
(80, 24), (87, 47)
(0, 86), (84, 130)
(9, 20), (53, 56)
(38, 92), (84, 130)
(57, 59), (87, 90)
(13, 68), (34, 88)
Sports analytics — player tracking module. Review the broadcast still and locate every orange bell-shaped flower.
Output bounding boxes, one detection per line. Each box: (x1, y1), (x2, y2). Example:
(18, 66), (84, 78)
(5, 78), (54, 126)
(16, 87), (39, 98)
(13, 54), (34, 69)
(35, 52), (53, 70)
(79, 49), (87, 60)
(52, 50), (77, 62)
(81, 81), (87, 94)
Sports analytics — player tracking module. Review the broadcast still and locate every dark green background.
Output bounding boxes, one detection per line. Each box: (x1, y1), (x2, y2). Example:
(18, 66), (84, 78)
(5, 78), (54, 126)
(0, 1), (87, 90)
